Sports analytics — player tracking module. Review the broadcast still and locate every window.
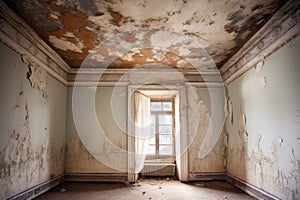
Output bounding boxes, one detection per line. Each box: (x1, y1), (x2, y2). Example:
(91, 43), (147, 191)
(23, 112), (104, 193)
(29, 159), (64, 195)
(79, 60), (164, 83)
(146, 100), (174, 158)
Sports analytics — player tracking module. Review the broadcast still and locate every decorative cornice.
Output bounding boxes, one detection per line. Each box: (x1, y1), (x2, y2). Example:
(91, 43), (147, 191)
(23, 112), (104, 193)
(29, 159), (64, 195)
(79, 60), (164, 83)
(221, 0), (300, 85)
(67, 70), (224, 87)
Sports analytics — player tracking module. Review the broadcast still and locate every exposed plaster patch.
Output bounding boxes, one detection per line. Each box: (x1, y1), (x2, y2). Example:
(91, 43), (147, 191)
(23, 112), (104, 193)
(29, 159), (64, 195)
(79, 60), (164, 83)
(55, 0), (65, 6)
(238, 113), (248, 158)
(64, 32), (76, 38)
(189, 97), (226, 172)
(171, 56), (180, 62)
(255, 59), (264, 73)
(228, 99), (233, 125)
(177, 60), (189, 68)
(15, 85), (24, 108)
(225, 90), (233, 125)
(27, 63), (48, 98)
(291, 148), (295, 159)
(123, 52), (136, 62)
(50, 13), (59, 20)
(260, 76), (267, 88)
(146, 57), (155, 62)
(49, 35), (85, 53)
(150, 31), (188, 52)
(0, 94), (64, 198)
(240, 113), (247, 136)
(89, 54), (105, 63)
(178, 46), (191, 56)
(151, 49), (166, 61)
(279, 137), (283, 147)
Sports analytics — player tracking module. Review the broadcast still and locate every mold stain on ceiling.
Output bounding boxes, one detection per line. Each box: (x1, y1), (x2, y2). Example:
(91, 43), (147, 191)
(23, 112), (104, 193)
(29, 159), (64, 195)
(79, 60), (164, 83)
(4, 0), (286, 70)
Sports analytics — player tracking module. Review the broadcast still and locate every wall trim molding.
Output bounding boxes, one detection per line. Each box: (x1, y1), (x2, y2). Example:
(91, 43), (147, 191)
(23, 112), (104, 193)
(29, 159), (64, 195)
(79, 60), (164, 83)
(64, 173), (128, 183)
(226, 173), (281, 200)
(7, 175), (64, 200)
(188, 172), (281, 200)
(221, 0), (300, 85)
(188, 172), (227, 181)
(5, 172), (282, 200)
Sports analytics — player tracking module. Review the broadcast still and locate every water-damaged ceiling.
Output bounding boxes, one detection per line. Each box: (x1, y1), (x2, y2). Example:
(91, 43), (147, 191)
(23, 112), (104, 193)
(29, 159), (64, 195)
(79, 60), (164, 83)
(4, 0), (286, 71)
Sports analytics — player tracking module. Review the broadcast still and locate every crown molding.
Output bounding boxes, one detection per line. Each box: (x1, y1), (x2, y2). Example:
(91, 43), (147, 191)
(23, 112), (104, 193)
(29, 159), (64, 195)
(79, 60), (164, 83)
(221, 0), (300, 85)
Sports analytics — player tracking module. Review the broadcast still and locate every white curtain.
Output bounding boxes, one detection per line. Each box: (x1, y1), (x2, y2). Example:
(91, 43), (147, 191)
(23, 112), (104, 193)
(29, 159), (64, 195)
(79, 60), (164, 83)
(134, 91), (151, 173)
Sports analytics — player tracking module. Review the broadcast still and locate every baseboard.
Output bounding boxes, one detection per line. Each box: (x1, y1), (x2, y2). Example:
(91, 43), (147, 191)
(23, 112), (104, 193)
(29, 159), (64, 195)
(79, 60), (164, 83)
(64, 173), (128, 183)
(7, 174), (64, 200)
(188, 172), (227, 181)
(6, 172), (280, 200)
(226, 173), (281, 200)
(188, 172), (280, 200)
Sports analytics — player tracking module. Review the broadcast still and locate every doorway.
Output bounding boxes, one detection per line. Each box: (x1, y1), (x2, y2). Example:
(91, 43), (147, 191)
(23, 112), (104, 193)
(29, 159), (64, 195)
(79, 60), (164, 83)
(127, 86), (188, 182)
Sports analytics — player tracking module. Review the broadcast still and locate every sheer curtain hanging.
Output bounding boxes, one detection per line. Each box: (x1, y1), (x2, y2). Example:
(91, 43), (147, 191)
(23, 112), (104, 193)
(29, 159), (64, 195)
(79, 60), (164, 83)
(134, 91), (151, 173)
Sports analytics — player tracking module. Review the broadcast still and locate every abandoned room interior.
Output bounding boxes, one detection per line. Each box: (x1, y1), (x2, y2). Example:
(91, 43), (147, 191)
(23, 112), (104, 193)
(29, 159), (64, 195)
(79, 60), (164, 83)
(0, 0), (299, 199)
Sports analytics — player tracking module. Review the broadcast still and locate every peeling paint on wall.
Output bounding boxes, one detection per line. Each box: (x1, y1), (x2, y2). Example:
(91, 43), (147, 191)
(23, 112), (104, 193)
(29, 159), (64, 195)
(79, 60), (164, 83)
(225, 91), (233, 125)
(261, 76), (267, 88)
(226, 37), (300, 200)
(0, 44), (67, 199)
(255, 59), (264, 73)
(238, 114), (248, 158)
(27, 63), (48, 98)
(189, 93), (226, 174)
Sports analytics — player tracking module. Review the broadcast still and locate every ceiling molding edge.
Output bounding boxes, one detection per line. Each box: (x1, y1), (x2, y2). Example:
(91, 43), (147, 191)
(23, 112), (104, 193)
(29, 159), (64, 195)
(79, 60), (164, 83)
(221, 0), (300, 85)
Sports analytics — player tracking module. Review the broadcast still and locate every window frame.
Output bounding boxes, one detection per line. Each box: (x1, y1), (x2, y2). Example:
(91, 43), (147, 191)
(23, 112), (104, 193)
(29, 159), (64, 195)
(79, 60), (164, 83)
(146, 98), (175, 159)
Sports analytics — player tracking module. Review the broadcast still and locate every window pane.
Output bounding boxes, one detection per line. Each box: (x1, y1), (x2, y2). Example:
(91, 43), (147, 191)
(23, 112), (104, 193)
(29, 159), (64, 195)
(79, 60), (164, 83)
(159, 115), (172, 124)
(159, 135), (172, 144)
(149, 136), (155, 145)
(159, 145), (173, 155)
(159, 125), (172, 134)
(163, 102), (172, 111)
(146, 145), (155, 155)
(151, 115), (155, 125)
(150, 125), (155, 136)
(151, 102), (161, 111)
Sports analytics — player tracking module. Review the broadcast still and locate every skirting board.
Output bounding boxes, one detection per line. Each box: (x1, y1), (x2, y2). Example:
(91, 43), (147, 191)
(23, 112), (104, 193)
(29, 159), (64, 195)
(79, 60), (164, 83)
(226, 174), (281, 200)
(7, 172), (280, 200)
(64, 173), (127, 183)
(7, 174), (64, 200)
(189, 172), (280, 200)
(188, 172), (227, 181)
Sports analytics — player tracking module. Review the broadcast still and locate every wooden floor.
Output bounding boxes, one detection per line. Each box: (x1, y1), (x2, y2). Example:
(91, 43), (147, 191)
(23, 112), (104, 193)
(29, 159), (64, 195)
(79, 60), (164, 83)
(34, 178), (256, 200)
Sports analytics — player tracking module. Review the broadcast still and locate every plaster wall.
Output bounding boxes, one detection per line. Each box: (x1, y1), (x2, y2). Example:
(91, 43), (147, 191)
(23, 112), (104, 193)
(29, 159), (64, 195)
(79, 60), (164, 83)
(188, 87), (227, 174)
(0, 44), (67, 199)
(65, 84), (227, 176)
(65, 87), (128, 173)
(225, 36), (300, 199)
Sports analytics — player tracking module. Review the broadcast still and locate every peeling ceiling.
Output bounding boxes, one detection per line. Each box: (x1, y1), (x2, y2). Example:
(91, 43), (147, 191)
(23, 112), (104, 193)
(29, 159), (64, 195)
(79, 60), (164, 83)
(4, 0), (286, 71)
